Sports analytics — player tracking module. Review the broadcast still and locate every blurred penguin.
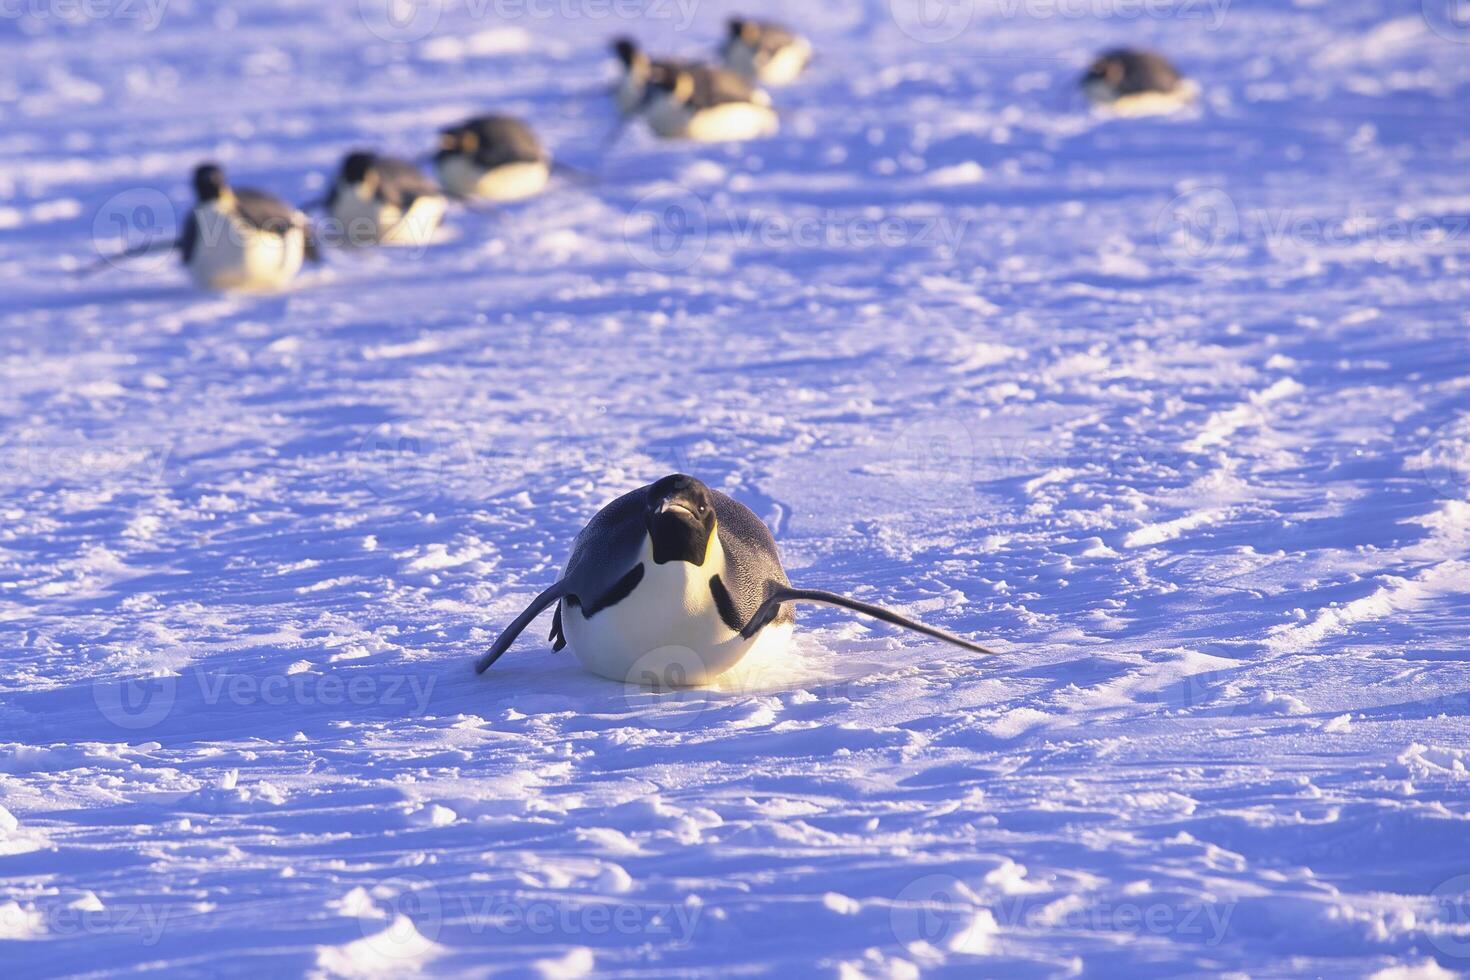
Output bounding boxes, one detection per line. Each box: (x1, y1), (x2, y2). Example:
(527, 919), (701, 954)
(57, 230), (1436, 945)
(1082, 49), (1197, 116)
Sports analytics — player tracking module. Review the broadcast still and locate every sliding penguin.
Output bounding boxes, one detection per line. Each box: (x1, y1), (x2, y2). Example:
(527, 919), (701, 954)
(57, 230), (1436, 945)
(324, 151), (447, 248)
(639, 65), (777, 142)
(1081, 49), (1197, 117)
(720, 18), (811, 87)
(435, 115), (550, 202)
(476, 475), (993, 685)
(611, 37), (693, 115)
(182, 163), (319, 291)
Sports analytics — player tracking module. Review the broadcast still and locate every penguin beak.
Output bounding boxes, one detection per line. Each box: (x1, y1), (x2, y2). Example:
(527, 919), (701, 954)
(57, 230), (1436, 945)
(648, 496), (716, 566)
(658, 498), (696, 519)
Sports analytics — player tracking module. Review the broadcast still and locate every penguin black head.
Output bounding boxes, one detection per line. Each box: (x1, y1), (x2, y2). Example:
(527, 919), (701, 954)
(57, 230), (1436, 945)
(729, 18), (759, 43)
(1083, 53), (1126, 88)
(193, 163), (228, 202)
(645, 474), (717, 566)
(340, 151), (378, 185)
(612, 37), (644, 71)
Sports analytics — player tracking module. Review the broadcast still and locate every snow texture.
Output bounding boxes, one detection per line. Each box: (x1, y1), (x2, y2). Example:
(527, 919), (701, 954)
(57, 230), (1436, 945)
(3, 0), (1470, 976)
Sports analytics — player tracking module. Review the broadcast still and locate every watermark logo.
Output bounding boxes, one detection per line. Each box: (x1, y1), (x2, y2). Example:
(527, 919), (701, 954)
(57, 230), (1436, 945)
(1424, 0), (1470, 42)
(358, 0), (441, 42)
(621, 645), (711, 729)
(1430, 874), (1470, 959)
(1155, 187), (1241, 272)
(357, 876), (444, 959)
(891, 414), (978, 507)
(93, 673), (178, 730)
(890, 0), (976, 43)
(1416, 417), (1470, 499)
(624, 188), (710, 273)
(91, 188), (176, 272)
(891, 874), (978, 948)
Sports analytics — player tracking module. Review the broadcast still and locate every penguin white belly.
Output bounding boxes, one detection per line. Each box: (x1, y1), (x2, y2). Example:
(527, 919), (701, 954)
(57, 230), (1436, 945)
(725, 42), (810, 87)
(331, 189), (446, 248)
(562, 540), (789, 686)
(1089, 80), (1198, 117)
(645, 99), (779, 142)
(188, 205), (304, 291)
(436, 157), (550, 202)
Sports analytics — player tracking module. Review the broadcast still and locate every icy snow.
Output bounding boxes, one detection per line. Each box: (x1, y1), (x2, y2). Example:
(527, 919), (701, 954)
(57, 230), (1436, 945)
(2, 0), (1469, 976)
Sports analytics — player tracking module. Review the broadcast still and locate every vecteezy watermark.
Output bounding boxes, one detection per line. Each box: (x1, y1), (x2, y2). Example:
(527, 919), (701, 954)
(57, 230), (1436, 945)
(889, 0), (976, 43)
(890, 0), (1229, 43)
(353, 877), (703, 950)
(1156, 187), (1470, 271)
(357, 0), (699, 43)
(91, 188), (177, 272)
(1423, 0), (1470, 43)
(1415, 415), (1470, 500)
(0, 0), (169, 30)
(623, 188), (969, 273)
(0, 440), (172, 486)
(93, 667), (438, 731)
(891, 873), (1236, 951)
(990, 0), (1229, 28)
(352, 418), (482, 500)
(1429, 874), (1470, 959)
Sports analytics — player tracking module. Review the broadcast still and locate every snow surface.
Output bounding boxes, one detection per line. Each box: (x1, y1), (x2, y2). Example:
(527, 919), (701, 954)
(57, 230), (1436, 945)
(3, 0), (1470, 976)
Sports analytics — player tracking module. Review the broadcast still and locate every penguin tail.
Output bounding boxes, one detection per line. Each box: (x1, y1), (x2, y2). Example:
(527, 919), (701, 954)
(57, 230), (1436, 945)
(740, 587), (996, 656)
(476, 581), (571, 674)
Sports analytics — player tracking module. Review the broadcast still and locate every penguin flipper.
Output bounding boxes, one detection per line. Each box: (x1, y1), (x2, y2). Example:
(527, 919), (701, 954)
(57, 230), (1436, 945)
(739, 587), (995, 655)
(476, 580), (571, 674)
(549, 602), (567, 652)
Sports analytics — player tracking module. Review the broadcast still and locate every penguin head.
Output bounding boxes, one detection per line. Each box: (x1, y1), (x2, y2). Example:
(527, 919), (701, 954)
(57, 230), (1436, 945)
(340, 151), (379, 186)
(437, 125), (469, 159)
(1083, 52), (1127, 89)
(192, 163), (228, 202)
(645, 474), (717, 566)
(612, 37), (647, 73)
(729, 18), (760, 43)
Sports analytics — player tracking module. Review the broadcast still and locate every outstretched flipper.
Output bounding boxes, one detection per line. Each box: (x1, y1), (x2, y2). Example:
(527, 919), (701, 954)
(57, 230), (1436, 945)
(74, 238), (179, 278)
(476, 581), (571, 674)
(551, 160), (598, 186)
(740, 587), (995, 655)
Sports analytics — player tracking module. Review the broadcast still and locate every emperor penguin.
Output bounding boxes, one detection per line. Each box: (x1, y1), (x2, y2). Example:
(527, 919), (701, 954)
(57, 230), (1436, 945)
(434, 115), (551, 203)
(324, 151), (447, 248)
(719, 18), (811, 87)
(475, 475), (993, 686)
(639, 65), (778, 142)
(1081, 49), (1198, 117)
(181, 163), (319, 291)
(610, 37), (694, 115)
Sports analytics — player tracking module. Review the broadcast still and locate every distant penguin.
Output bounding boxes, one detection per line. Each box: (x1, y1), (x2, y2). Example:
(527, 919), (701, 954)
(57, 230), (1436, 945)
(325, 151), (447, 248)
(639, 65), (778, 142)
(476, 474), (993, 685)
(1081, 49), (1197, 116)
(720, 18), (811, 87)
(181, 163), (318, 291)
(435, 115), (551, 202)
(610, 37), (693, 115)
